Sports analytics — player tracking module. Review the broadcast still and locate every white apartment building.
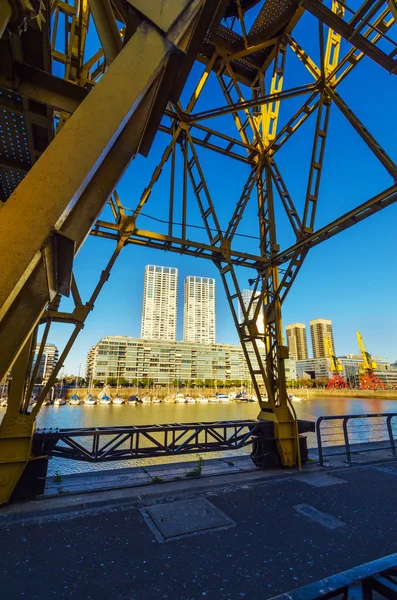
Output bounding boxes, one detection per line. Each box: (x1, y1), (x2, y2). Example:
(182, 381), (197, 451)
(86, 336), (258, 386)
(141, 265), (178, 341)
(34, 343), (59, 383)
(184, 276), (216, 344)
(310, 318), (335, 359)
(286, 323), (308, 360)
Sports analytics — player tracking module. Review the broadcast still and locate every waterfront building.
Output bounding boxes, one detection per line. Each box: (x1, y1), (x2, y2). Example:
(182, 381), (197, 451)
(337, 355), (361, 386)
(296, 357), (330, 381)
(86, 336), (264, 386)
(184, 276), (216, 344)
(141, 265), (178, 341)
(310, 318), (335, 358)
(286, 323), (308, 360)
(34, 343), (59, 383)
(353, 369), (397, 388)
(284, 358), (297, 381)
(338, 354), (391, 386)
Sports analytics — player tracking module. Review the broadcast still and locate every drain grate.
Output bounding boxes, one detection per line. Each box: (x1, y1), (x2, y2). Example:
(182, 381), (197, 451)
(140, 498), (236, 542)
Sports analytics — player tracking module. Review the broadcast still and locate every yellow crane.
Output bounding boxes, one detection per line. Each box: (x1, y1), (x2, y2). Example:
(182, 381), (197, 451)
(325, 336), (349, 389)
(356, 331), (385, 390)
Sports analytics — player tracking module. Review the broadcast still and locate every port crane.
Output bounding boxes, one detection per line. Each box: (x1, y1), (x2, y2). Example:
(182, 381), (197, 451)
(0, 0), (397, 504)
(356, 331), (386, 390)
(325, 336), (349, 389)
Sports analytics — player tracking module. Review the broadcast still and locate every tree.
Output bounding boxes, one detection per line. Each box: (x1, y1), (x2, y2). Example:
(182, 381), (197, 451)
(107, 377), (117, 387)
(140, 378), (153, 388)
(63, 374), (85, 386)
(119, 377), (129, 387)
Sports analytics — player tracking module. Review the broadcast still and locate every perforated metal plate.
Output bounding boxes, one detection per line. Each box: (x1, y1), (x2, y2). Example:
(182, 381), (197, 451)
(249, 0), (299, 42)
(0, 90), (31, 202)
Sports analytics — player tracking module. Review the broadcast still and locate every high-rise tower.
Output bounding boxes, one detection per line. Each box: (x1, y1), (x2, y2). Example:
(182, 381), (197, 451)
(286, 323), (308, 360)
(184, 276), (216, 344)
(141, 265), (178, 340)
(310, 318), (335, 358)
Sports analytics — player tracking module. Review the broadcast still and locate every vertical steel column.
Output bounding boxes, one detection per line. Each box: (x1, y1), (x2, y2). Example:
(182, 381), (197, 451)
(0, 0), (11, 39)
(0, 0), (213, 504)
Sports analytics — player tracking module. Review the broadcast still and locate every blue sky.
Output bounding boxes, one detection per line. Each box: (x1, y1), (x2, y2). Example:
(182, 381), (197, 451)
(49, 7), (397, 374)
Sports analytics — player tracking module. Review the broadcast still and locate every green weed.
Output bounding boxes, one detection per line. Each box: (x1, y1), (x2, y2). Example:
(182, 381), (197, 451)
(185, 456), (204, 478)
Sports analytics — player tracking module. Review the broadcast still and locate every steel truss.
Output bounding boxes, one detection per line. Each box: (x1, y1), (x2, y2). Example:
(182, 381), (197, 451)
(36, 420), (261, 462)
(0, 0), (396, 502)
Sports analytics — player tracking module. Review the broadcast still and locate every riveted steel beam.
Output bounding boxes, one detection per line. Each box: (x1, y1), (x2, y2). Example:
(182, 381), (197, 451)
(0, 0), (221, 505)
(274, 183), (397, 266)
(0, 63), (88, 113)
(301, 0), (397, 73)
(0, 1), (210, 381)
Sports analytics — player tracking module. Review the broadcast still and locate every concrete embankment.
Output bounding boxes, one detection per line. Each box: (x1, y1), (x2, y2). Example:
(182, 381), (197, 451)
(288, 388), (397, 400)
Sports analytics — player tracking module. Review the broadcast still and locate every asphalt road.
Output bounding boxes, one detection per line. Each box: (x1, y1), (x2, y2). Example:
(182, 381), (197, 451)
(1, 464), (397, 599)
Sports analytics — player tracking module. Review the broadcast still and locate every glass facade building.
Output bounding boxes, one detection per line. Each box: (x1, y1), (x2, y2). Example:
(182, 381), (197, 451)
(310, 318), (335, 358)
(286, 323), (308, 360)
(184, 276), (216, 344)
(141, 265), (178, 340)
(86, 336), (272, 385)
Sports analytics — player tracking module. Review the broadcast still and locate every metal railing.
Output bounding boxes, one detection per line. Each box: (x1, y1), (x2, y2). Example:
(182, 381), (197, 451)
(316, 413), (397, 466)
(269, 552), (397, 599)
(34, 420), (261, 462)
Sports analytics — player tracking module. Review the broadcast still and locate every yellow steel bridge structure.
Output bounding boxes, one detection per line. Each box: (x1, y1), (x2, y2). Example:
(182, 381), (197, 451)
(0, 0), (396, 503)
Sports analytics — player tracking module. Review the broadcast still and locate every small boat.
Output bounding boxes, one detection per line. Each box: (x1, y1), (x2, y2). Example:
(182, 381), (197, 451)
(128, 395), (139, 404)
(289, 395), (302, 403)
(152, 397), (161, 403)
(113, 396), (125, 405)
(186, 395), (196, 404)
(84, 394), (97, 405)
(42, 397), (53, 406)
(175, 393), (186, 403)
(235, 392), (248, 403)
(141, 395), (152, 404)
(69, 393), (82, 406)
(99, 394), (112, 405)
(164, 396), (174, 404)
(54, 398), (66, 406)
(217, 394), (230, 403)
(208, 396), (220, 403)
(197, 395), (208, 403)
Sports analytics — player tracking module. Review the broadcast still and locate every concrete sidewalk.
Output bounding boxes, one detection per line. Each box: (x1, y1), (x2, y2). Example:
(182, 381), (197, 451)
(1, 454), (397, 599)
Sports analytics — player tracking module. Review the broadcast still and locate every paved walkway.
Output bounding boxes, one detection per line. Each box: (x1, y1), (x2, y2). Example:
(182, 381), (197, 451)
(1, 453), (397, 599)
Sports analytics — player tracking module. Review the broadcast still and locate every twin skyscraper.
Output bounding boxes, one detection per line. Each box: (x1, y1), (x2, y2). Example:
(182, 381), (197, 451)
(286, 319), (335, 361)
(141, 265), (216, 344)
(141, 266), (335, 362)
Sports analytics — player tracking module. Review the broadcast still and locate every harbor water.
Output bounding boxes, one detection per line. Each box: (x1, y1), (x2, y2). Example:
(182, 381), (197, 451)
(1, 396), (395, 475)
